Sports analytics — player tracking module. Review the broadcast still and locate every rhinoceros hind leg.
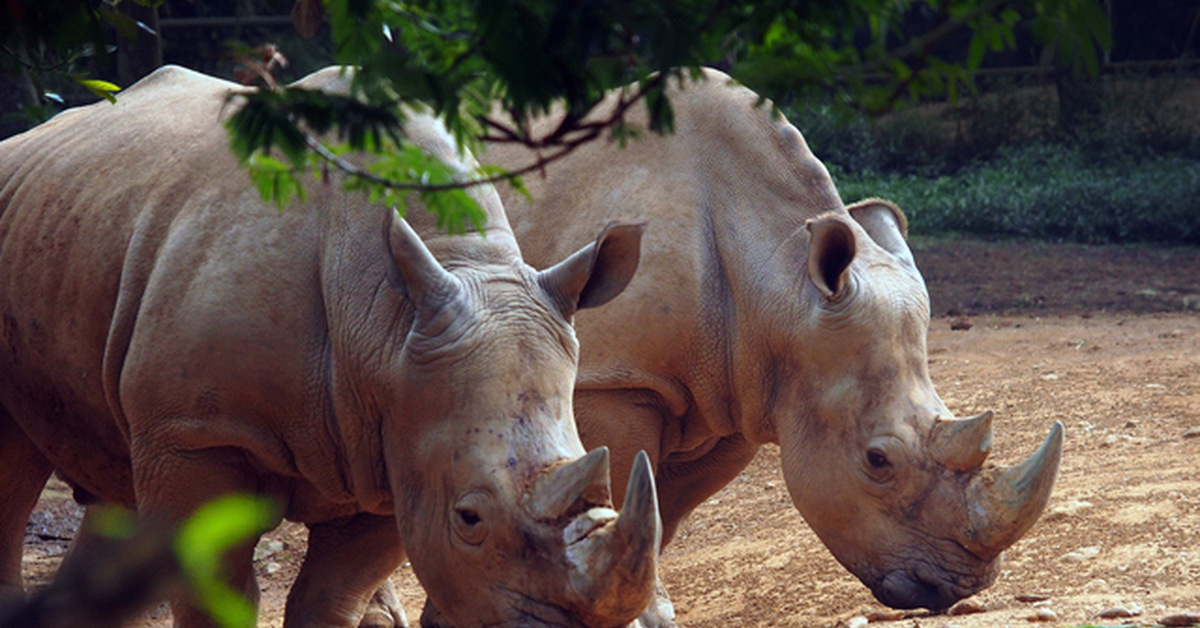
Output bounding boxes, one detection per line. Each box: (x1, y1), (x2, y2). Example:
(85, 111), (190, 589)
(284, 513), (406, 628)
(0, 411), (55, 603)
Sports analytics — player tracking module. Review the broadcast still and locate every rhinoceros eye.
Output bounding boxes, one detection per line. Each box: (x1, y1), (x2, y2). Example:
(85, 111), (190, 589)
(457, 508), (481, 526)
(866, 448), (891, 470)
(452, 492), (490, 546)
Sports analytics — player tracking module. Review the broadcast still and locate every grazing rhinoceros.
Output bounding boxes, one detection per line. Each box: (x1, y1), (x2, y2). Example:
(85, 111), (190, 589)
(479, 68), (1064, 624)
(0, 66), (661, 628)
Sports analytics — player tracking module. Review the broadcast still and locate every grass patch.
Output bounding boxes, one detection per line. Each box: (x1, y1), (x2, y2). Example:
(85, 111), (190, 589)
(831, 144), (1200, 245)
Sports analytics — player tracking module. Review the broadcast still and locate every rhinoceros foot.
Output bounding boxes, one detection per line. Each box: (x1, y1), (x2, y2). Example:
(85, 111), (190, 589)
(360, 581), (408, 628)
(632, 579), (677, 628)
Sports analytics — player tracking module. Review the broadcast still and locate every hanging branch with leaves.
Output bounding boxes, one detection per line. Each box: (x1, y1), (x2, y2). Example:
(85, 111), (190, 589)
(223, 0), (1111, 232)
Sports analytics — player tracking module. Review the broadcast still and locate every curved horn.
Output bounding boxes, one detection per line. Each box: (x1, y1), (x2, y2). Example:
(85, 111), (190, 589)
(931, 410), (994, 471)
(963, 421), (1064, 559)
(565, 450), (661, 626)
(383, 210), (461, 312)
(528, 447), (611, 519)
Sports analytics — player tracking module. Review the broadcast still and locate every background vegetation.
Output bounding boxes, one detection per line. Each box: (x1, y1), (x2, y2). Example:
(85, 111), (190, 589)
(800, 68), (1200, 244)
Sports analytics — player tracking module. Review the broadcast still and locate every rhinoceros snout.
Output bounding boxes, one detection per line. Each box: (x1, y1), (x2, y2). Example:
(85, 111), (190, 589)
(874, 569), (957, 611)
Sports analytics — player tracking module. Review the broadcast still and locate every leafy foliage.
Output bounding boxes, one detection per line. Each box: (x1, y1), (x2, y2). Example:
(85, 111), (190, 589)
(174, 495), (280, 628)
(225, 0), (1113, 232)
(0, 0), (159, 118)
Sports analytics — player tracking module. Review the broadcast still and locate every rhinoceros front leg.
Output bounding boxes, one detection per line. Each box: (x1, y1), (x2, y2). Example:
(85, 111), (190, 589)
(636, 435), (759, 628)
(130, 443), (271, 628)
(0, 412), (55, 605)
(575, 385), (761, 628)
(284, 513), (407, 628)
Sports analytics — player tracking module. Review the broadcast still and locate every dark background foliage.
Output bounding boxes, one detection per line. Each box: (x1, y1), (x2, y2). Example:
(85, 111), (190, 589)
(2, 0), (1198, 243)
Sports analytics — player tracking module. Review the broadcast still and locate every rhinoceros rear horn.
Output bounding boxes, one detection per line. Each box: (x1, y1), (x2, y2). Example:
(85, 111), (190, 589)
(565, 450), (661, 626)
(529, 446), (612, 518)
(964, 421), (1064, 559)
(931, 410), (994, 471)
(383, 210), (460, 311)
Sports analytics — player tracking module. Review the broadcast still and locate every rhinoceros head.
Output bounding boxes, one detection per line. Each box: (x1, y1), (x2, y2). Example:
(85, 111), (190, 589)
(770, 199), (1062, 611)
(380, 215), (660, 627)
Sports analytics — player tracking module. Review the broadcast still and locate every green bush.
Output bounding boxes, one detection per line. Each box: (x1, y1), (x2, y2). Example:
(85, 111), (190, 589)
(831, 143), (1200, 244)
(797, 70), (1200, 244)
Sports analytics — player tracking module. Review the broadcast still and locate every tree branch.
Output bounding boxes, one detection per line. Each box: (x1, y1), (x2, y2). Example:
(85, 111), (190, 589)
(851, 0), (1015, 77)
(302, 72), (666, 194)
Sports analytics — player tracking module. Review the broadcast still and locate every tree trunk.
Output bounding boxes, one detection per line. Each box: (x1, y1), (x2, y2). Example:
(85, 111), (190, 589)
(1054, 68), (1104, 137)
(0, 68), (39, 140)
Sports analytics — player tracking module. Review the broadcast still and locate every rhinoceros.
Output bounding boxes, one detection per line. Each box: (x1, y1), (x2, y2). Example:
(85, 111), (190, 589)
(478, 69), (1064, 624)
(0, 66), (661, 628)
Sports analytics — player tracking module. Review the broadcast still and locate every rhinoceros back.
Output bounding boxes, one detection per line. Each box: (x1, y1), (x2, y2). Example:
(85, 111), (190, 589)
(0, 67), (374, 511)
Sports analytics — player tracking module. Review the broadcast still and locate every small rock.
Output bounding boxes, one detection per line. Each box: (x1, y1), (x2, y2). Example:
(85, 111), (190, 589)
(1123, 420), (1139, 429)
(1015, 593), (1051, 603)
(844, 616), (869, 628)
(254, 539), (285, 560)
(1183, 427), (1200, 439)
(1040, 373), (1059, 381)
(1059, 545), (1102, 564)
(950, 317), (972, 331)
(264, 561), (281, 575)
(764, 481), (776, 490)
(1183, 295), (1200, 311)
(1028, 608), (1058, 622)
(864, 609), (905, 621)
(948, 599), (986, 615)
(1160, 612), (1200, 627)
(1094, 606), (1139, 619)
(1047, 500), (1093, 519)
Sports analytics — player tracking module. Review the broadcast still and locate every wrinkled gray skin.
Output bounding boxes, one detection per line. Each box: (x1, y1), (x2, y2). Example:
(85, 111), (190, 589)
(479, 69), (1063, 625)
(0, 67), (661, 628)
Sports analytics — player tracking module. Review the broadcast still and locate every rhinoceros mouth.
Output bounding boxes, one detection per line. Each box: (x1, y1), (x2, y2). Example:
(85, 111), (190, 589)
(871, 557), (998, 611)
(562, 507), (619, 545)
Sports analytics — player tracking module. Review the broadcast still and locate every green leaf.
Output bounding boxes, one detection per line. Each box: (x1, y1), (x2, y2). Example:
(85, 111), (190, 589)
(77, 78), (121, 103)
(174, 495), (280, 628)
(246, 153), (309, 209)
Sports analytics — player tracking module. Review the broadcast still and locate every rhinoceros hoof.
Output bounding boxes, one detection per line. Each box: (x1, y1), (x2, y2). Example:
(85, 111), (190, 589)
(635, 585), (678, 628)
(359, 583), (409, 628)
(418, 598), (452, 628)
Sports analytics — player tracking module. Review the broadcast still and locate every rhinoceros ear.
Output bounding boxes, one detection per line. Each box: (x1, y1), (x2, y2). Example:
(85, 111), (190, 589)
(847, 198), (915, 267)
(538, 221), (646, 315)
(805, 213), (857, 299)
(383, 210), (460, 311)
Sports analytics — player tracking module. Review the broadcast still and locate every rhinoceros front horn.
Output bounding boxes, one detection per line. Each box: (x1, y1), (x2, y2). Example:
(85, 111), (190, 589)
(963, 421), (1064, 559)
(564, 450), (661, 627)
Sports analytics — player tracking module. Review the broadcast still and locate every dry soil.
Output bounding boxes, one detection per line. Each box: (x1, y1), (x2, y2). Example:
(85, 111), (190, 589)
(19, 238), (1200, 627)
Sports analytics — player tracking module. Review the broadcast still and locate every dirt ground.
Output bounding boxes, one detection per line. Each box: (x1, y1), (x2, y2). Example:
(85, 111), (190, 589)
(19, 238), (1200, 627)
